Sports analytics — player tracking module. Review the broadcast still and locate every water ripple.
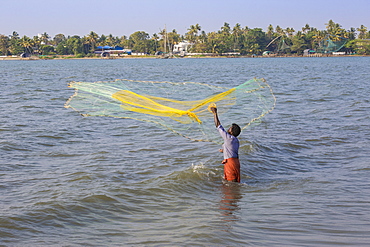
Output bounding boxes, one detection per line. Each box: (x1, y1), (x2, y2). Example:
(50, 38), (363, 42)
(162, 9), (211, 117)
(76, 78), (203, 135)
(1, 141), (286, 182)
(1, 57), (370, 246)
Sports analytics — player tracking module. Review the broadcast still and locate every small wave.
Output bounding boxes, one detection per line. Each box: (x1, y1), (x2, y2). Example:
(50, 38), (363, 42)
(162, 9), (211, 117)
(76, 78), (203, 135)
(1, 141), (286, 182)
(36, 135), (64, 140)
(135, 162), (224, 197)
(66, 172), (93, 182)
(1, 143), (32, 152)
(40, 152), (82, 158)
(81, 194), (119, 203)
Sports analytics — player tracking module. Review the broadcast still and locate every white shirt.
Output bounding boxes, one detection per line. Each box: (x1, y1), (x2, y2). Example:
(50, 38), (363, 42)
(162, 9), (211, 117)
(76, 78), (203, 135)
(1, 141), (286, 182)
(217, 125), (239, 159)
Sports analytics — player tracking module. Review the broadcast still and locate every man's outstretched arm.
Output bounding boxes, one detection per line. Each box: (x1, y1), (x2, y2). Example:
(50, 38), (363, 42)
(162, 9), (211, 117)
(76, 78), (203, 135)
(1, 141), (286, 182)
(210, 107), (221, 127)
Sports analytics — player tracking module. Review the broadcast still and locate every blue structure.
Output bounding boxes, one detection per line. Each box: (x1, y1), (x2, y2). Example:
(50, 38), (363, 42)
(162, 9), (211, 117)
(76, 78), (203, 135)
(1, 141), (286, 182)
(94, 46), (131, 57)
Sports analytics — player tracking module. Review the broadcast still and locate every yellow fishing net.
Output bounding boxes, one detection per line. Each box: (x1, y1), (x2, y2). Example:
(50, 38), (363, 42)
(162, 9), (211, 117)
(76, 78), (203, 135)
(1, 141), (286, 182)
(65, 78), (275, 143)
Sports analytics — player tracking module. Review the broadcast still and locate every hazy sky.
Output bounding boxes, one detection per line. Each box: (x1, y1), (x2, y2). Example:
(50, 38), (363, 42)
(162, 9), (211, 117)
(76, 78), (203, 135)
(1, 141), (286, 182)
(1, 0), (369, 38)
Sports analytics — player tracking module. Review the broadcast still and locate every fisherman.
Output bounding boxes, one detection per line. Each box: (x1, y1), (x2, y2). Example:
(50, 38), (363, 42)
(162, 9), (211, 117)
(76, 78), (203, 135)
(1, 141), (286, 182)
(210, 106), (241, 183)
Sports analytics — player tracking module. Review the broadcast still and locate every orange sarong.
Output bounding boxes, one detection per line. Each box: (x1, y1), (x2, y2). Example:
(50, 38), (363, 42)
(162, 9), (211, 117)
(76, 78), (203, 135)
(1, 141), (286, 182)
(222, 157), (240, 183)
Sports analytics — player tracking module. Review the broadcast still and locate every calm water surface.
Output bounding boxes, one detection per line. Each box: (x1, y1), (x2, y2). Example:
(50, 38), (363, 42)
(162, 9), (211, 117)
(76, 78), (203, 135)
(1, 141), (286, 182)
(1, 57), (370, 246)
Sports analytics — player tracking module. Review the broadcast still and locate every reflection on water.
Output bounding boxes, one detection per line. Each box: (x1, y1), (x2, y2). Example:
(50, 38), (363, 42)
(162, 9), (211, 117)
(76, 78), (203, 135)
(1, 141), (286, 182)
(219, 183), (243, 222)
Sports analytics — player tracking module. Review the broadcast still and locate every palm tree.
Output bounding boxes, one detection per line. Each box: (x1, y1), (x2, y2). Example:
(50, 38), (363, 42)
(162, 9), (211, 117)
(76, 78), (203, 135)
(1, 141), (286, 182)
(19, 35), (34, 54)
(275, 25), (285, 36)
(347, 27), (356, 40)
(152, 33), (159, 52)
(325, 20), (338, 33)
(159, 28), (166, 38)
(198, 31), (207, 44)
(81, 36), (90, 54)
(0, 34), (10, 55)
(98, 34), (107, 46)
(207, 32), (219, 53)
(312, 30), (326, 48)
(40, 32), (50, 45)
(167, 29), (180, 50)
(194, 23), (201, 33)
(266, 24), (274, 39)
(313, 30), (326, 42)
(232, 23), (243, 51)
(106, 34), (118, 46)
(325, 20), (345, 40)
(221, 22), (231, 34)
(86, 31), (99, 52)
(10, 31), (20, 40)
(302, 24), (311, 33)
(219, 23), (232, 51)
(357, 25), (368, 39)
(186, 24), (201, 43)
(285, 27), (295, 37)
(9, 31), (22, 55)
(32, 35), (41, 54)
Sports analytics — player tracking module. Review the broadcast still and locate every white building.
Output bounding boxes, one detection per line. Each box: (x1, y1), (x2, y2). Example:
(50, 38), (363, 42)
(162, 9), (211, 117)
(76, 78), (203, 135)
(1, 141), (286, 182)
(173, 41), (193, 54)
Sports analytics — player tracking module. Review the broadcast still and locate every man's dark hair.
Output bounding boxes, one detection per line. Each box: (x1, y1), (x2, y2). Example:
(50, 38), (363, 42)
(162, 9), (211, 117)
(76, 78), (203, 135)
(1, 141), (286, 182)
(231, 123), (241, 137)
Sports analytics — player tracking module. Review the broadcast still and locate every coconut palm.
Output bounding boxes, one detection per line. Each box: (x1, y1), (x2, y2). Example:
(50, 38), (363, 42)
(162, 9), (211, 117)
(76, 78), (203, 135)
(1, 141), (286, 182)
(275, 25), (285, 36)
(186, 24), (201, 43)
(312, 30), (326, 49)
(152, 33), (159, 52)
(167, 29), (180, 50)
(313, 30), (326, 42)
(344, 27), (356, 40)
(266, 24), (274, 39)
(302, 24), (311, 33)
(10, 31), (20, 40)
(106, 34), (118, 46)
(198, 31), (207, 44)
(357, 25), (368, 39)
(232, 23), (243, 51)
(86, 31), (99, 52)
(221, 22), (231, 35)
(325, 20), (346, 40)
(0, 34), (10, 55)
(207, 31), (220, 53)
(285, 27), (295, 37)
(32, 35), (41, 54)
(159, 28), (167, 41)
(40, 32), (50, 45)
(8, 32), (23, 55)
(19, 35), (34, 54)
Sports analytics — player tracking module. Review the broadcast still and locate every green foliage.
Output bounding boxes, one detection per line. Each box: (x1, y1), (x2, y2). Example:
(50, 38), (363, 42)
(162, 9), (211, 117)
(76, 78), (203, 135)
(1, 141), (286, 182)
(66, 36), (83, 55)
(241, 28), (267, 54)
(40, 45), (55, 55)
(56, 42), (69, 55)
(291, 34), (308, 53)
(129, 31), (151, 53)
(1, 20), (369, 57)
(0, 35), (10, 55)
(8, 32), (23, 55)
(75, 53), (85, 58)
(349, 39), (370, 55)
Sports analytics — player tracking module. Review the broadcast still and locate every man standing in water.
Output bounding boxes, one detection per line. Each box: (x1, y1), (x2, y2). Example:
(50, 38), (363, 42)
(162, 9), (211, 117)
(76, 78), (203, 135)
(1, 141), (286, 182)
(210, 107), (241, 183)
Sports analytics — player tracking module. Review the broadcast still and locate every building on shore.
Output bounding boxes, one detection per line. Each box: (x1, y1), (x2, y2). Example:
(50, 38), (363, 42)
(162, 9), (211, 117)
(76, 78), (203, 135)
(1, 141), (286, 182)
(173, 41), (193, 56)
(94, 46), (132, 57)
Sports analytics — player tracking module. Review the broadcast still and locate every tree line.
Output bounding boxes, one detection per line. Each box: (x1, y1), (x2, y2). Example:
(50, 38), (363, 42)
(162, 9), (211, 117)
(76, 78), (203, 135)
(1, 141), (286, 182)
(1, 20), (369, 57)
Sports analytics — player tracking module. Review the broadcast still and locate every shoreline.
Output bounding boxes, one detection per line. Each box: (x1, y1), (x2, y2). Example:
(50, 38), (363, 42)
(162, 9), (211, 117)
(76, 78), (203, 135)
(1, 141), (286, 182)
(0, 54), (368, 61)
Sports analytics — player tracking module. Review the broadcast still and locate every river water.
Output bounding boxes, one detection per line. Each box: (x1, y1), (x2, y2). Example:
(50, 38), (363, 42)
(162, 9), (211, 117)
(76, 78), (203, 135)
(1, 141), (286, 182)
(1, 57), (370, 246)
